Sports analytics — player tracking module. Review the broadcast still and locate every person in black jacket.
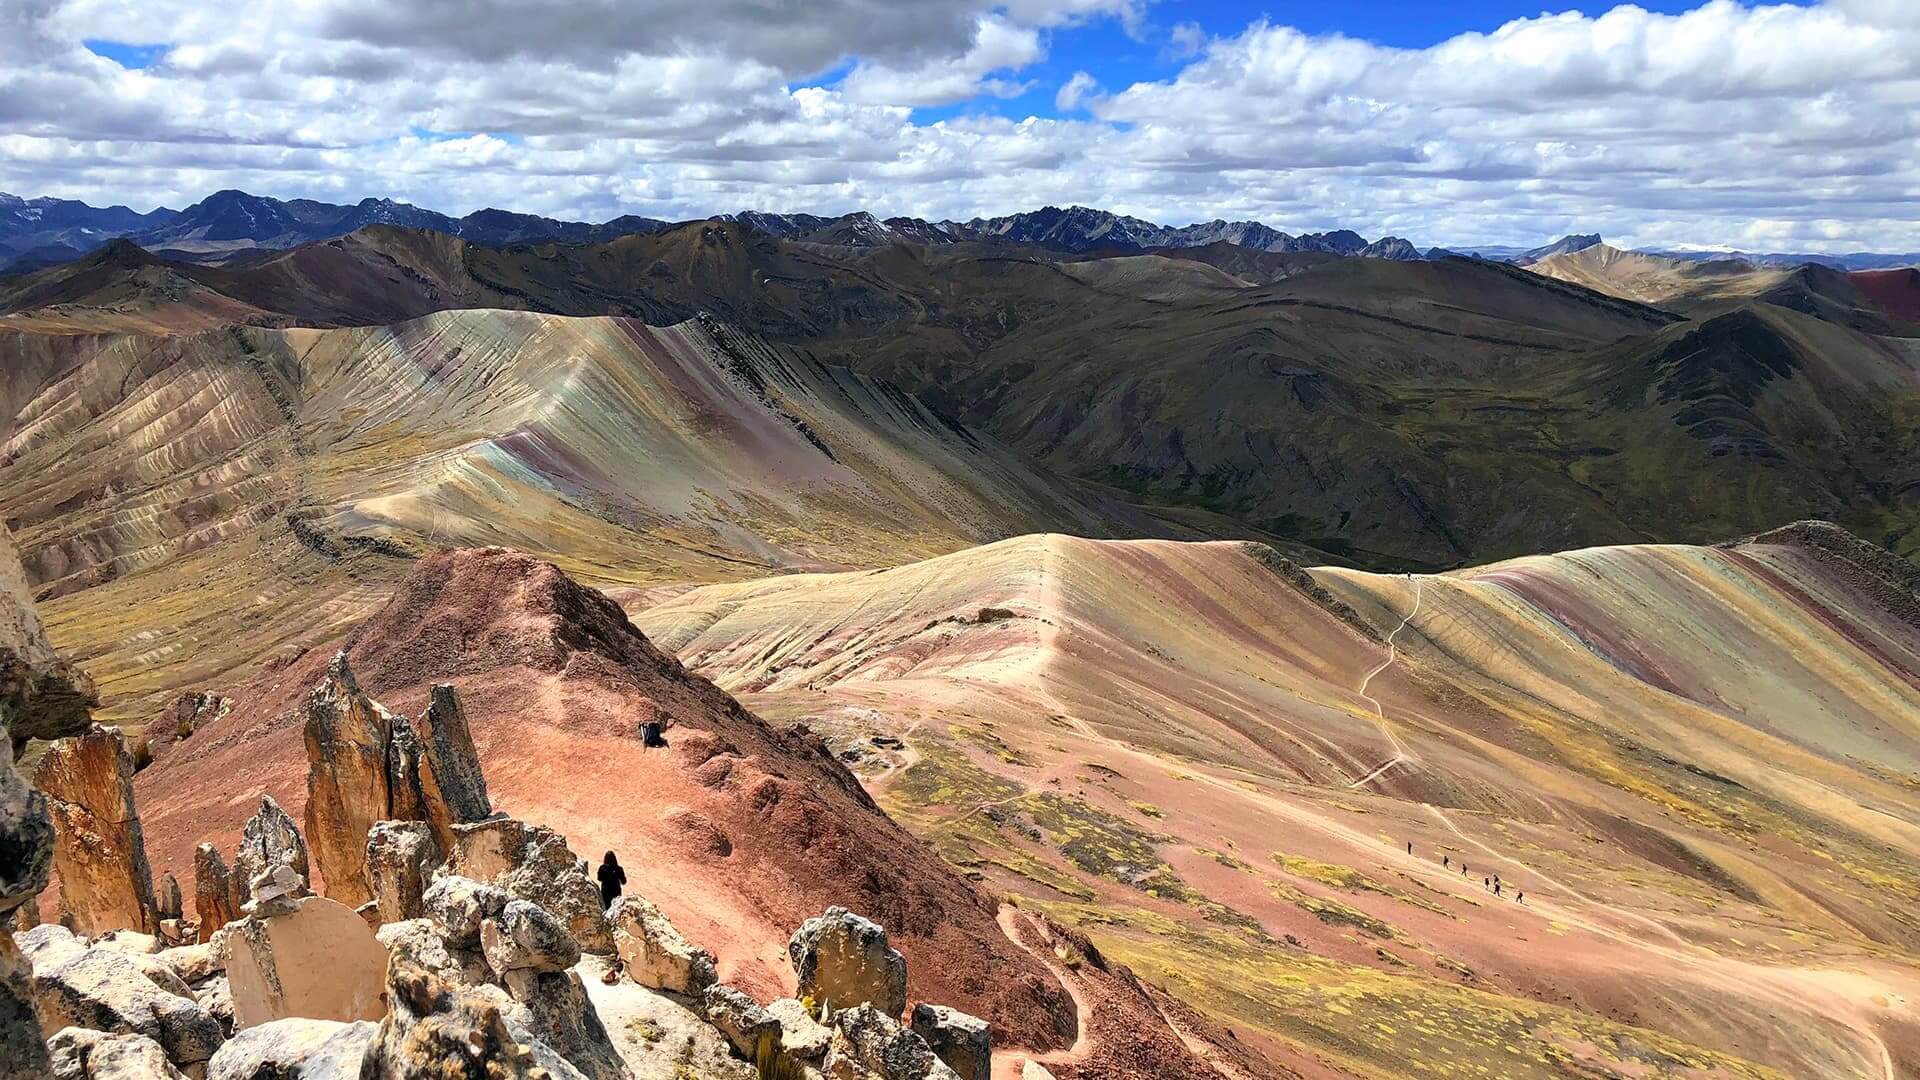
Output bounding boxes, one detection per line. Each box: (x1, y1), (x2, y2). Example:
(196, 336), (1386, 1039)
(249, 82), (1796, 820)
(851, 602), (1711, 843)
(598, 852), (627, 910)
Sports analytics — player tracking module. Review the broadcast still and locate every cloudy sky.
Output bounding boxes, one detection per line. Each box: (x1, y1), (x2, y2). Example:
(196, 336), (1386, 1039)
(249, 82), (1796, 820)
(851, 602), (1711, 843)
(3, 0), (1917, 251)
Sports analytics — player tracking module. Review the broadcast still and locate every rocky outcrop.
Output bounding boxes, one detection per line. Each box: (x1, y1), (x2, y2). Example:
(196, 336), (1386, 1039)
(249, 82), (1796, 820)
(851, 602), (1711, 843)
(302, 654), (398, 906)
(609, 895), (716, 994)
(768, 997), (832, 1063)
(204, 1017), (375, 1079)
(375, 919), (489, 987)
(225, 896), (387, 1028)
(2, 716), (57, 1076)
(359, 957), (548, 1080)
(499, 971), (626, 1080)
(234, 797), (309, 901)
(414, 684), (492, 853)
(46, 1026), (187, 1079)
(909, 1005), (989, 1080)
(823, 1005), (959, 1080)
(30, 947), (225, 1071)
(788, 908), (907, 1019)
(193, 844), (240, 943)
(701, 985), (780, 1066)
(1, 923), (46, 1078)
(34, 725), (160, 935)
(447, 817), (612, 954)
(1, 523), (97, 744)
(422, 875), (507, 949)
(480, 900), (580, 997)
(156, 874), (182, 925)
(366, 821), (440, 925)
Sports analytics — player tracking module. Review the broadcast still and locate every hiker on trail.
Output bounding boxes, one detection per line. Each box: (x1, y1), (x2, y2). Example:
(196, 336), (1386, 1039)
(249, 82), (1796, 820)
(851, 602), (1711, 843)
(598, 851), (627, 910)
(1516, 891), (1524, 904)
(1484, 877), (1491, 890)
(1494, 881), (1502, 897)
(1442, 855), (1450, 868)
(1407, 841), (1414, 855)
(641, 718), (669, 747)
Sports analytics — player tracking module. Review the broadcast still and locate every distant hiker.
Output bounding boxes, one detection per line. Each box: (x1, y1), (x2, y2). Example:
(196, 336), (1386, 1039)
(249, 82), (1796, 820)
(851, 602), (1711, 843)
(1442, 856), (1450, 868)
(598, 851), (627, 909)
(641, 719), (668, 747)
(1494, 881), (1502, 897)
(1406, 841), (1414, 855)
(1516, 891), (1524, 904)
(1484, 877), (1491, 890)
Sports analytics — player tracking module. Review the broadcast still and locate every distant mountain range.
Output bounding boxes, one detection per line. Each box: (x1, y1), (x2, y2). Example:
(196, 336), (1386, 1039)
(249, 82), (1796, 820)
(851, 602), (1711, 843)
(4, 189), (1916, 272)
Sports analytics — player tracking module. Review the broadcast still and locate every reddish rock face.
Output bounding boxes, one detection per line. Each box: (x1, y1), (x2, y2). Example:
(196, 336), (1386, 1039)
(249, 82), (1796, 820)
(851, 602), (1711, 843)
(192, 843), (239, 942)
(302, 654), (399, 907)
(33, 725), (158, 936)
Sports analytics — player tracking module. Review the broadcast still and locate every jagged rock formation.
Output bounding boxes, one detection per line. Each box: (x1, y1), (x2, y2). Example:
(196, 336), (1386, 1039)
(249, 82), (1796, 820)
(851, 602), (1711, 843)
(422, 875), (507, 951)
(789, 908), (908, 1019)
(1, 524), (96, 744)
(225, 895), (387, 1028)
(609, 895), (716, 994)
(480, 901), (580, 998)
(359, 956), (549, 1080)
(233, 797), (309, 901)
(414, 684), (492, 853)
(204, 1017), (376, 1079)
(302, 654), (400, 906)
(29, 946), (224, 1071)
(701, 985), (779, 1066)
(910, 1005), (989, 1080)
(446, 818), (612, 956)
(46, 1025), (187, 1079)
(823, 1005), (960, 1080)
(365, 821), (440, 925)
(34, 725), (160, 936)
(192, 844), (239, 943)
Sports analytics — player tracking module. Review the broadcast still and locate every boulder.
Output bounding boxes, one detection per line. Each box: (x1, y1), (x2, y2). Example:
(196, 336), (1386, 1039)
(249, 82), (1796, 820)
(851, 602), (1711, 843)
(909, 1005), (990, 1080)
(34, 725), (160, 935)
(609, 894), (716, 994)
(1, 932), (47, 1079)
(0, 523), (97, 743)
(500, 970), (627, 1080)
(788, 908), (908, 1019)
(768, 997), (833, 1061)
(359, 956), (549, 1080)
(194, 976), (233, 1038)
(701, 984), (780, 1065)
(154, 942), (222, 987)
(156, 874), (183, 924)
(414, 684), (493, 853)
(823, 1005), (959, 1080)
(32, 948), (225, 1070)
(480, 900), (580, 994)
(46, 1026), (186, 1079)
(233, 797), (309, 898)
(422, 875), (507, 949)
(301, 653), (398, 906)
(242, 865), (304, 919)
(366, 821), (440, 925)
(375, 919), (488, 988)
(17, 922), (88, 969)
(225, 896), (387, 1029)
(192, 844), (240, 943)
(447, 818), (612, 954)
(204, 1017), (375, 1079)
(158, 691), (231, 745)
(1, 734), (55, 920)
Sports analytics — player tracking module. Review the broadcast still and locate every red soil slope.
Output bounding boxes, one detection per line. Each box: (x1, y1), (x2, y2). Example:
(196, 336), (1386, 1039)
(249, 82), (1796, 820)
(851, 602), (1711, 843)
(1850, 267), (1920, 322)
(131, 548), (1080, 1050)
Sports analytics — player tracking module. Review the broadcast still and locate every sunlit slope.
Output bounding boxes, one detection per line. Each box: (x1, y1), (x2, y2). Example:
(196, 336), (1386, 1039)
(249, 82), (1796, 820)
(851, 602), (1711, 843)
(0, 310), (1154, 719)
(636, 528), (1920, 1079)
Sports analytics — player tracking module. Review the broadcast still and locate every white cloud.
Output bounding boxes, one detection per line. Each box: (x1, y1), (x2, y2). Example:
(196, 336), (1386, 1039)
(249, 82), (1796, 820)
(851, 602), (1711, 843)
(0, 0), (1916, 251)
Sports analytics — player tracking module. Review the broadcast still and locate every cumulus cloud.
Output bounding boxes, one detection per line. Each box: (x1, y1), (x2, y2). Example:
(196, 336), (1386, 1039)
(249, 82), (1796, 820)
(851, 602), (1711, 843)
(1, 0), (1916, 250)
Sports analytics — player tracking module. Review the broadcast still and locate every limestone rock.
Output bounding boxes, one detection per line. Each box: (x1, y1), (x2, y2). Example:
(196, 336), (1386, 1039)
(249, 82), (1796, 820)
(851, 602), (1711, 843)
(225, 896), (387, 1029)
(243, 865), (304, 919)
(32, 948), (225, 1070)
(156, 874), (182, 924)
(415, 684), (493, 853)
(233, 797), (309, 899)
(194, 976), (233, 1038)
(422, 875), (507, 949)
(0, 523), (97, 743)
(701, 984), (780, 1065)
(788, 908), (908, 1019)
(500, 970), (627, 1080)
(204, 1017), (375, 1079)
(154, 942), (222, 987)
(1019, 1065), (1056, 1080)
(366, 821), (440, 925)
(46, 1026), (187, 1080)
(447, 818), (612, 954)
(193, 844), (240, 943)
(0, 733), (55, 921)
(1, 932), (49, 1079)
(384, 714), (430, 828)
(359, 956), (549, 1080)
(376, 919), (489, 988)
(481, 900), (580, 991)
(17, 923), (88, 968)
(823, 1005), (959, 1080)
(609, 895), (716, 995)
(301, 653), (397, 906)
(768, 997), (832, 1061)
(34, 725), (160, 936)
(909, 1005), (990, 1080)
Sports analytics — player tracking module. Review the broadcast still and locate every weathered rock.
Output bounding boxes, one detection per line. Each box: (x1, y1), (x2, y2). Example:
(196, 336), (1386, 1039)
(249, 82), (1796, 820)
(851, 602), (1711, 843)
(366, 821), (440, 926)
(480, 900), (580, 994)
(384, 715), (429, 827)
(233, 797), (309, 899)
(32, 948), (225, 1069)
(500, 970), (627, 1080)
(609, 895), (716, 995)
(823, 1005), (959, 1080)
(154, 942), (222, 987)
(702, 984), (781, 1066)
(358, 956), (549, 1080)
(447, 818), (613, 954)
(1, 932), (48, 1079)
(768, 997), (833, 1061)
(204, 1017), (375, 1079)
(415, 684), (493, 853)
(375, 919), (489, 988)
(0, 733), (54, 921)
(1019, 1064), (1056, 1080)
(788, 908), (908, 1019)
(194, 976), (233, 1037)
(46, 1026), (187, 1080)
(225, 896), (387, 1029)
(156, 874), (183, 923)
(301, 653), (397, 906)
(90, 931), (160, 958)
(159, 691), (231, 744)
(34, 725), (160, 935)
(422, 875), (507, 949)
(243, 865), (304, 919)
(17, 922), (88, 968)
(193, 844), (240, 943)
(0, 523), (97, 744)
(909, 1005), (990, 1080)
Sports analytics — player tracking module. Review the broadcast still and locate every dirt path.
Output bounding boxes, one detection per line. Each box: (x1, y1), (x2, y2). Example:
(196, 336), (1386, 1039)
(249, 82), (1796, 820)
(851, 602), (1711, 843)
(993, 904), (1094, 1077)
(1348, 574), (1420, 789)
